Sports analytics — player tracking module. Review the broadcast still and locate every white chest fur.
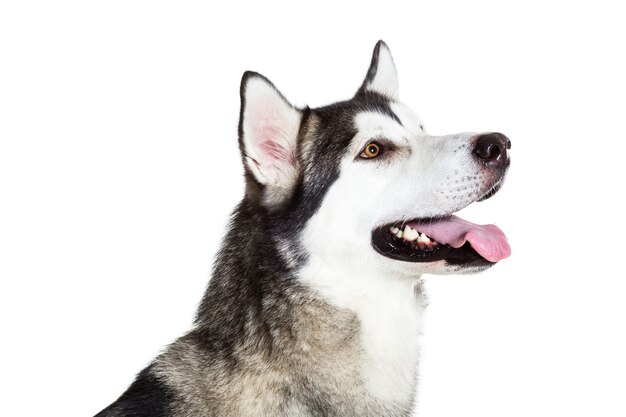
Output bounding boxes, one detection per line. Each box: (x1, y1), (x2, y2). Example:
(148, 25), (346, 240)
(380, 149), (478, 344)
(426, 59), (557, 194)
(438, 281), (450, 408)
(355, 277), (425, 404)
(298, 260), (426, 407)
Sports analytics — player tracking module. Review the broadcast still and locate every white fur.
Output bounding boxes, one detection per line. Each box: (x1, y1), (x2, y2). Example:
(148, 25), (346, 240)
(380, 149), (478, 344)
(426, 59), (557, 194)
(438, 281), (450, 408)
(351, 110), (485, 223)
(390, 102), (425, 133)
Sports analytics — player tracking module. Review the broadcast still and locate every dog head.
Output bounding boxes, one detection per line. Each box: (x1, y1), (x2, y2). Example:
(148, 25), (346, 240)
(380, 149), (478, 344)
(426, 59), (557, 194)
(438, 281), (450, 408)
(237, 41), (510, 278)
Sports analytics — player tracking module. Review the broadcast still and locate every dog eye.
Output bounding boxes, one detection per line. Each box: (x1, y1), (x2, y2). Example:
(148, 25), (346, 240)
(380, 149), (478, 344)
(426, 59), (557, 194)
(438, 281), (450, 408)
(360, 142), (383, 159)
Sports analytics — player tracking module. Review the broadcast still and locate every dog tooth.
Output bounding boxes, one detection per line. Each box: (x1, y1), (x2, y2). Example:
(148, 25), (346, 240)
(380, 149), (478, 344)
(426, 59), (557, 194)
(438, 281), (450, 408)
(390, 226), (400, 234)
(403, 226), (419, 241)
(417, 233), (431, 243)
(396, 230), (403, 238)
(406, 230), (419, 241)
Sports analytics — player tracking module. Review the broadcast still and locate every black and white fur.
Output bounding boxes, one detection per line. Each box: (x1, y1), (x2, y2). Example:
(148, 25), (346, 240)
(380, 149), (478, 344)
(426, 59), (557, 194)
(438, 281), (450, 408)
(95, 41), (508, 417)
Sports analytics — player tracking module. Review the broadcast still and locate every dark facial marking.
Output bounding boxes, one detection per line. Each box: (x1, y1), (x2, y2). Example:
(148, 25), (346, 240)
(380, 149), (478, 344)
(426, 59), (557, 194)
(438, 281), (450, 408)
(275, 96), (401, 231)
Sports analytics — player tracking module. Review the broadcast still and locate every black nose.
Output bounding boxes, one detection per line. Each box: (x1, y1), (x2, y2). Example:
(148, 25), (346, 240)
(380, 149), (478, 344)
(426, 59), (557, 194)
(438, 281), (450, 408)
(473, 132), (510, 167)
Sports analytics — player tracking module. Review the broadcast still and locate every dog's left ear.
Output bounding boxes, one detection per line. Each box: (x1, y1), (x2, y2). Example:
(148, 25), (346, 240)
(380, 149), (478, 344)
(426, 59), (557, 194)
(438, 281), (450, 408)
(356, 40), (399, 100)
(239, 72), (303, 203)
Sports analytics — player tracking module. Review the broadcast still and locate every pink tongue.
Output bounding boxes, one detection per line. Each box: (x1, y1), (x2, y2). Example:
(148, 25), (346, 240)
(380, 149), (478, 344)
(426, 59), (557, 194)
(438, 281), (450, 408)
(408, 215), (511, 262)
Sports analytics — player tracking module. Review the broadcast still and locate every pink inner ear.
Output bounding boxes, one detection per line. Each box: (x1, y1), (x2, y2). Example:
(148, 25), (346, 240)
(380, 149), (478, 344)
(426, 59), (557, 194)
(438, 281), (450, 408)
(256, 125), (295, 164)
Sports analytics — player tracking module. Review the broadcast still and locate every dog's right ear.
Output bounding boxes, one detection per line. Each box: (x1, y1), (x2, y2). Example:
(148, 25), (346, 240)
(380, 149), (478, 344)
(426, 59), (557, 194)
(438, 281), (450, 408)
(238, 72), (303, 204)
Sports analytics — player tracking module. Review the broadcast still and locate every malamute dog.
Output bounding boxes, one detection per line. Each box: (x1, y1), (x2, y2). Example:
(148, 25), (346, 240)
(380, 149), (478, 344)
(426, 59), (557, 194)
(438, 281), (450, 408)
(96, 41), (511, 417)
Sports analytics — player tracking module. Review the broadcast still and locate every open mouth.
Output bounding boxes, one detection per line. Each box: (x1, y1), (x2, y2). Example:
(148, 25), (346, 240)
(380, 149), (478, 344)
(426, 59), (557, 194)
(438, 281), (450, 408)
(371, 215), (511, 267)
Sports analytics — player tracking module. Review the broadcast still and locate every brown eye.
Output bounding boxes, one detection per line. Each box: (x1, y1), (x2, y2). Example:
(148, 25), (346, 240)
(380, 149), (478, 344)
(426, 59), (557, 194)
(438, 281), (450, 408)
(360, 142), (383, 159)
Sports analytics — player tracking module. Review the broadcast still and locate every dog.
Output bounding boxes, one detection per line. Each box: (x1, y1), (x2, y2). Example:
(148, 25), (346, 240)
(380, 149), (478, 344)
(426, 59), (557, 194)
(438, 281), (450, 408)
(95, 41), (511, 417)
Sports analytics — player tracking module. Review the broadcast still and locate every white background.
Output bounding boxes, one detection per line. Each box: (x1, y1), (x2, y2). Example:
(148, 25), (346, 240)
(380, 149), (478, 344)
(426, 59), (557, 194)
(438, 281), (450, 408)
(1, 1), (625, 416)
